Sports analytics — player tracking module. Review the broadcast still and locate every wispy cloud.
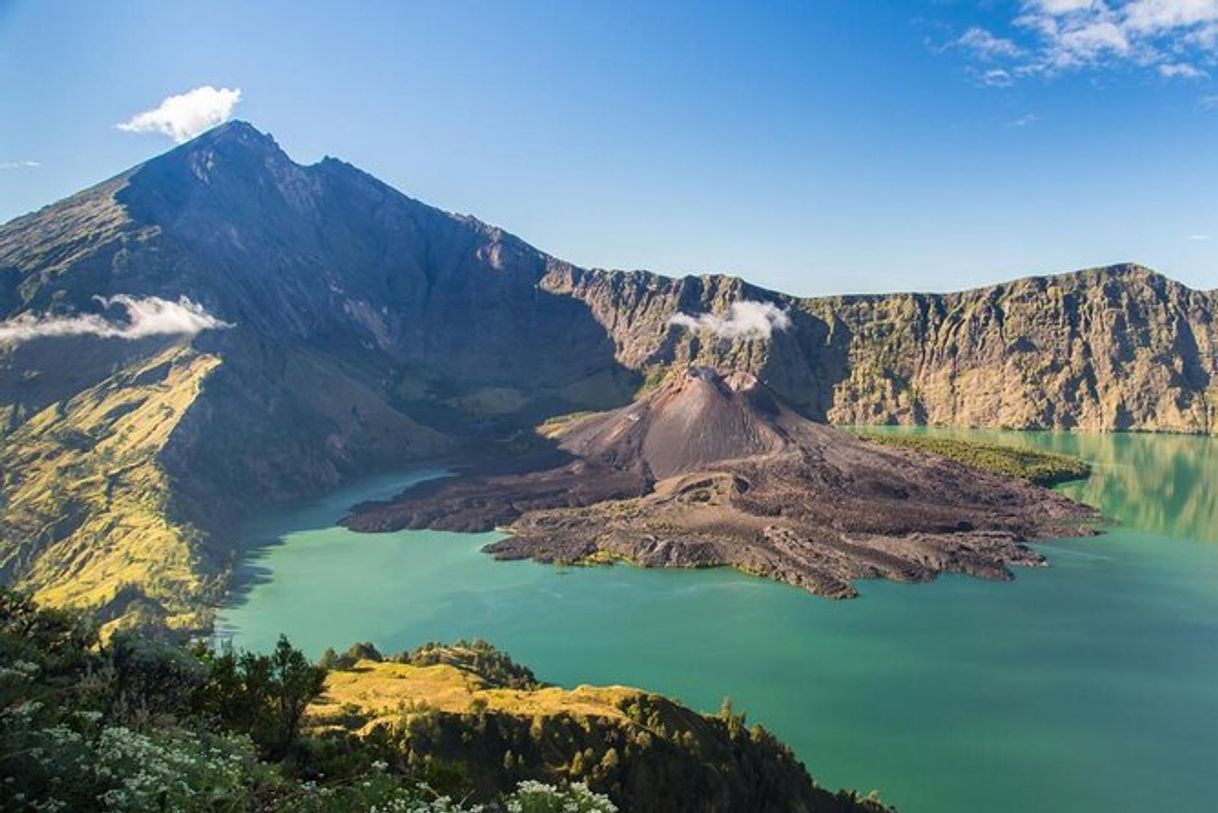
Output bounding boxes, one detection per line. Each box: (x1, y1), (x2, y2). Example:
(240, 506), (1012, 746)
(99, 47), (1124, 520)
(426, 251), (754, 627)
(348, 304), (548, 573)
(0, 295), (232, 345)
(669, 300), (792, 340)
(1201, 93), (1218, 108)
(982, 68), (1016, 86)
(944, 1), (1218, 84)
(1188, 233), (1212, 240)
(1008, 113), (1041, 126)
(1159, 61), (1207, 78)
(117, 86), (242, 143)
(0, 160), (41, 170)
(957, 27), (1025, 59)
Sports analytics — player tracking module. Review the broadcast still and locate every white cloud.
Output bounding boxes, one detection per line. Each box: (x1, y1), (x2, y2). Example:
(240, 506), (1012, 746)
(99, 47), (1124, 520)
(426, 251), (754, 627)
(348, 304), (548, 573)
(117, 86), (242, 143)
(0, 295), (231, 345)
(0, 160), (41, 170)
(1188, 233), (1212, 239)
(1200, 92), (1218, 107)
(1056, 19), (1131, 61)
(1026, 0), (1103, 15)
(1008, 113), (1041, 126)
(983, 68), (1016, 86)
(1159, 61), (1208, 76)
(669, 300), (792, 340)
(950, 0), (1218, 82)
(1124, 0), (1218, 33)
(957, 27), (1025, 58)
(1189, 21), (1218, 47)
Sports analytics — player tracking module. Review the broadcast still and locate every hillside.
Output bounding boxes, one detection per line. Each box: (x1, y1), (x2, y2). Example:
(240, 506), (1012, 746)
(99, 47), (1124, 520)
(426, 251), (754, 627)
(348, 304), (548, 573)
(0, 120), (1212, 627)
(0, 590), (888, 813)
(0, 122), (631, 630)
(312, 642), (889, 813)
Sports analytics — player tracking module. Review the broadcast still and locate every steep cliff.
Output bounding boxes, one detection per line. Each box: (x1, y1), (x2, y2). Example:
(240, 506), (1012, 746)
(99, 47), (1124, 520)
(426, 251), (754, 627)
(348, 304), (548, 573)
(546, 264), (1218, 433)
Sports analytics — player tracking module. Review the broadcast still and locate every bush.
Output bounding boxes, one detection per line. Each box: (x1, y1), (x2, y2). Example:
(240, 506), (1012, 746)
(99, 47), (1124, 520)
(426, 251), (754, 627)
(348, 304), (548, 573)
(506, 780), (617, 813)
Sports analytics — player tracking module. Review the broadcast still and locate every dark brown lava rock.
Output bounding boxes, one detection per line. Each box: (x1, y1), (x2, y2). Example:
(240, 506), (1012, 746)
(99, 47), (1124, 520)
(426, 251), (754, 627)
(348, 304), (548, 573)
(345, 367), (1097, 597)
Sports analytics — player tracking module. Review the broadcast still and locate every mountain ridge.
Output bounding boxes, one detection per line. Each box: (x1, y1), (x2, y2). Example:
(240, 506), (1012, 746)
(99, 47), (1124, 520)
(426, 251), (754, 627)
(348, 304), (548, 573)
(0, 121), (1214, 628)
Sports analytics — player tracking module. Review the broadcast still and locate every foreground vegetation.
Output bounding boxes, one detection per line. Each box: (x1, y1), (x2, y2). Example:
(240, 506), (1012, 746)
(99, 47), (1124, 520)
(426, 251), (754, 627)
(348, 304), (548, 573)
(857, 432), (1090, 487)
(0, 589), (890, 812)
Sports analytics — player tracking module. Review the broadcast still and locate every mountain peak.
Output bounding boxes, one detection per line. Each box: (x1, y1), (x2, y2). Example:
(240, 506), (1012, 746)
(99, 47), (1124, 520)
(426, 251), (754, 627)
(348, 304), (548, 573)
(140, 119), (290, 179)
(184, 119), (278, 150)
(116, 118), (315, 224)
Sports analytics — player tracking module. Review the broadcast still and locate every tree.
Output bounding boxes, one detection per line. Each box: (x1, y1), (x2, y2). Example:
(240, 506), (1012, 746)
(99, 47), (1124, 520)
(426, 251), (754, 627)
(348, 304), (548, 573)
(318, 647), (340, 670)
(196, 634), (326, 757)
(270, 634), (327, 753)
(719, 697), (746, 737)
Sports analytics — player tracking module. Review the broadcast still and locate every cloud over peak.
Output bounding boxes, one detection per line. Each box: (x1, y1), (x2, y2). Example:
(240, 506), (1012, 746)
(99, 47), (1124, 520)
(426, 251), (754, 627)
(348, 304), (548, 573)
(0, 295), (232, 345)
(669, 300), (792, 340)
(118, 86), (242, 143)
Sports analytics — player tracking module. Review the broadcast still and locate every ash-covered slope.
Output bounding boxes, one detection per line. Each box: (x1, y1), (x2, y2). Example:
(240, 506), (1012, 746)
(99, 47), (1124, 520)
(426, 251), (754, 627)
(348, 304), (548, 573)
(348, 367), (1094, 597)
(560, 367), (794, 479)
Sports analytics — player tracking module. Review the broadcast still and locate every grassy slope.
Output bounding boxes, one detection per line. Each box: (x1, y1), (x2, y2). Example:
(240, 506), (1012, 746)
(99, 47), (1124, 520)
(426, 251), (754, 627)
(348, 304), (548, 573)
(310, 647), (890, 813)
(856, 432), (1091, 486)
(316, 660), (638, 733)
(0, 345), (220, 632)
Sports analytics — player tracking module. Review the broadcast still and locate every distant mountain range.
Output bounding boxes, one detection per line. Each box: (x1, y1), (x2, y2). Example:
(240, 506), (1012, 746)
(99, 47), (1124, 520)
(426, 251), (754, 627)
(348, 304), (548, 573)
(1, 121), (1215, 629)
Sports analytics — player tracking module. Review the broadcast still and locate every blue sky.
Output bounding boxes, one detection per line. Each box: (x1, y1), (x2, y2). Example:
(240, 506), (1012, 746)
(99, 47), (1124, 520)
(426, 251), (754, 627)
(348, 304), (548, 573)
(1, 0), (1216, 296)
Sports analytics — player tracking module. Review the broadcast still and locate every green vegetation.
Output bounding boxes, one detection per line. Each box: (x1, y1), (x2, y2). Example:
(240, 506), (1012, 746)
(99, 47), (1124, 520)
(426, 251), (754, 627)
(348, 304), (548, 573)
(534, 410), (600, 439)
(392, 639), (541, 690)
(0, 347), (224, 635)
(0, 588), (615, 812)
(634, 364), (674, 397)
(857, 432), (1090, 486)
(0, 588), (887, 813)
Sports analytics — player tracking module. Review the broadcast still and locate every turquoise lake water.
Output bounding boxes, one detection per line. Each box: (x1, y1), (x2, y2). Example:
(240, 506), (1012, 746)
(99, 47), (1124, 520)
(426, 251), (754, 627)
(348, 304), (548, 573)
(216, 430), (1218, 813)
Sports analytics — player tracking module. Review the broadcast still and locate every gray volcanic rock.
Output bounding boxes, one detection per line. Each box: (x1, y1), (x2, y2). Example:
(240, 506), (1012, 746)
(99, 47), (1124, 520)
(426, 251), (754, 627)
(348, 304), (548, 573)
(346, 367), (1095, 597)
(559, 367), (791, 479)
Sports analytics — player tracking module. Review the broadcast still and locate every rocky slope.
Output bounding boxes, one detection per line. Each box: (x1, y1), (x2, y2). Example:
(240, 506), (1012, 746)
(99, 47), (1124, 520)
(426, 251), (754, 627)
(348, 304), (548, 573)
(347, 367), (1094, 598)
(0, 120), (1211, 626)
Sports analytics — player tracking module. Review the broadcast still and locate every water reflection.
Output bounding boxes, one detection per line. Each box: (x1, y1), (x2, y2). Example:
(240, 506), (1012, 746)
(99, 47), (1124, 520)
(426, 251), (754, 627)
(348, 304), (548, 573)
(863, 427), (1218, 544)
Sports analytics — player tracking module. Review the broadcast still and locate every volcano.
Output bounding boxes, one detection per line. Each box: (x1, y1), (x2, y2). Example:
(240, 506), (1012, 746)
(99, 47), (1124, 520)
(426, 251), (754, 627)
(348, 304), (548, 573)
(0, 121), (1201, 627)
(346, 367), (1094, 597)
